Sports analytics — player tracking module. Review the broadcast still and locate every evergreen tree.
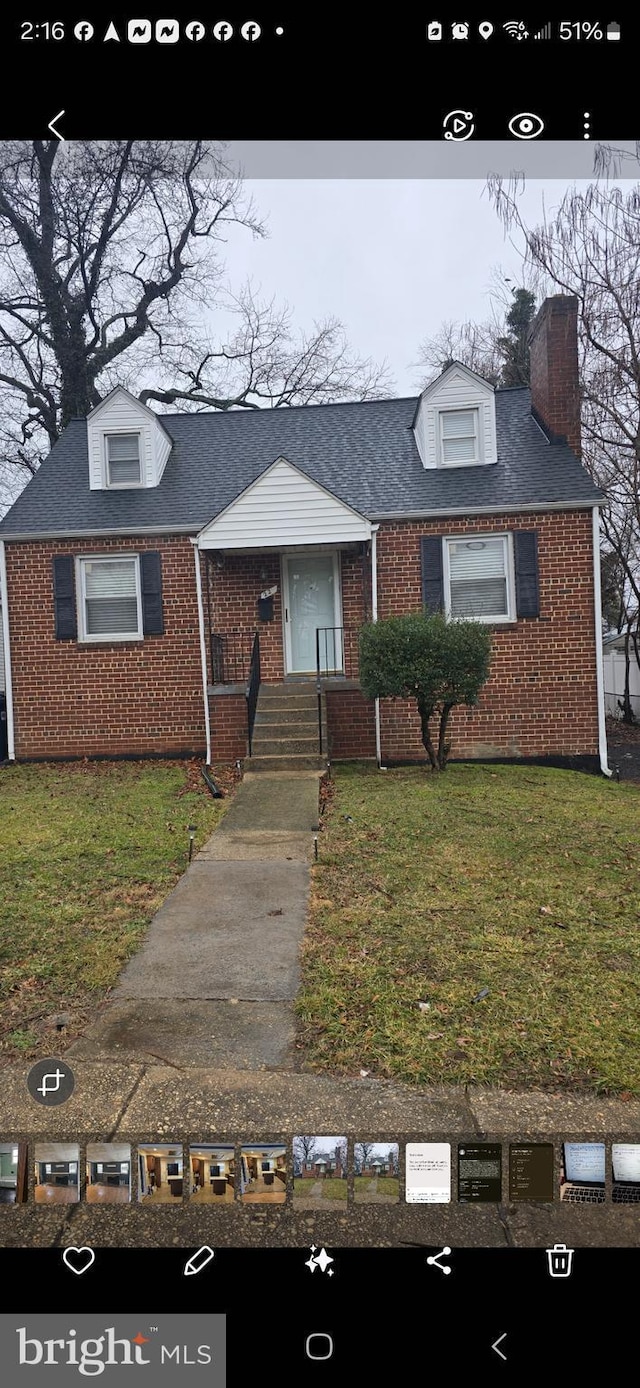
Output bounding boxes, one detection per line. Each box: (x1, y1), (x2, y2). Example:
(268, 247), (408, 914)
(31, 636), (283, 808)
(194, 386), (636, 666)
(497, 288), (536, 386)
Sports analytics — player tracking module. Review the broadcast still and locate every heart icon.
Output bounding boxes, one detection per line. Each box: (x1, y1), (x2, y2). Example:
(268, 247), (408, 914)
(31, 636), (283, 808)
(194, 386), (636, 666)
(62, 1246), (96, 1276)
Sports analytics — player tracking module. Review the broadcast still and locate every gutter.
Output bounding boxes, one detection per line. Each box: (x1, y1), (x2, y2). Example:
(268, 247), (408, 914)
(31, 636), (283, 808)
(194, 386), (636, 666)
(191, 538), (212, 767)
(592, 506), (612, 777)
(0, 540), (15, 760)
(370, 524), (384, 768)
(368, 498), (604, 522)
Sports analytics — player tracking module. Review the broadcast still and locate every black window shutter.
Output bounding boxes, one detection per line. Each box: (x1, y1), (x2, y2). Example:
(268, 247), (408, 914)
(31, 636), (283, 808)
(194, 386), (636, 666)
(141, 551), (164, 635)
(52, 555), (77, 640)
(514, 530), (540, 618)
(421, 536), (445, 612)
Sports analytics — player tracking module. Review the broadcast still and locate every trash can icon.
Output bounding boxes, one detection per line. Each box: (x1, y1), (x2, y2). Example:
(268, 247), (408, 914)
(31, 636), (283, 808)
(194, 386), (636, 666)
(546, 1243), (574, 1278)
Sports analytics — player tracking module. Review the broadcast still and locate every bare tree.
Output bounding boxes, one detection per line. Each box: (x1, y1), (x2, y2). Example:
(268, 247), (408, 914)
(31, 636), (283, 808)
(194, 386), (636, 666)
(355, 1141), (376, 1174)
(414, 315), (503, 387)
(487, 177), (640, 720)
(293, 1136), (317, 1169)
(0, 140), (390, 504)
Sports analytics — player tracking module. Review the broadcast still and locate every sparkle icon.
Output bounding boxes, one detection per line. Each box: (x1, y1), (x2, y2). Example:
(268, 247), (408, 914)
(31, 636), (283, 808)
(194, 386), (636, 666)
(305, 1245), (334, 1275)
(132, 1333), (150, 1346)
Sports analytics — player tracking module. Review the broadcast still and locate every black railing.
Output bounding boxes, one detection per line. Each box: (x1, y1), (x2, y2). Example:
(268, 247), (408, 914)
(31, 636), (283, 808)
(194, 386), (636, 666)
(210, 630), (255, 685)
(246, 632), (261, 757)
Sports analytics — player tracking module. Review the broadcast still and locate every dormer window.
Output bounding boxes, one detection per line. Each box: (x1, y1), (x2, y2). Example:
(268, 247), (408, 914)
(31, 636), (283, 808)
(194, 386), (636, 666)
(439, 408), (481, 465)
(106, 433), (142, 487)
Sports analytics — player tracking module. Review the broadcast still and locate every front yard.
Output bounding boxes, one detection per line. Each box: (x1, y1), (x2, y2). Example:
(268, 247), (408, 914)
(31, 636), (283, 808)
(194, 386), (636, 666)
(0, 760), (228, 1062)
(297, 763), (640, 1094)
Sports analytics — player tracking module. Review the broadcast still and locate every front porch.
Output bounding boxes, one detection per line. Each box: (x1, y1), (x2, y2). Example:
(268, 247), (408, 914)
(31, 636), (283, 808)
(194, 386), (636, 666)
(202, 548), (376, 766)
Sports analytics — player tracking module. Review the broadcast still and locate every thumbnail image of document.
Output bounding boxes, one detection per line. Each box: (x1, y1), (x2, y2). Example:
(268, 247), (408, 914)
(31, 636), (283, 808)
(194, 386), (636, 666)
(405, 1143), (451, 1203)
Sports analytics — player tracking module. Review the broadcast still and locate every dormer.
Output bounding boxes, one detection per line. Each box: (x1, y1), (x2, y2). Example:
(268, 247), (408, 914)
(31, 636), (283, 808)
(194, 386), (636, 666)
(86, 387), (173, 491)
(413, 362), (497, 470)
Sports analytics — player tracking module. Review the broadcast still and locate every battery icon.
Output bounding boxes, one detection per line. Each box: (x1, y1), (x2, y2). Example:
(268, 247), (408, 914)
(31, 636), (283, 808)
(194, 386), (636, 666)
(606, 21), (621, 40)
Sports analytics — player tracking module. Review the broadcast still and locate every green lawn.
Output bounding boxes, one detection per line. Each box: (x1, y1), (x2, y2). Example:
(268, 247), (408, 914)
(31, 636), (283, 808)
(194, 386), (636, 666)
(355, 1176), (400, 1198)
(297, 763), (640, 1094)
(319, 1178), (348, 1199)
(0, 760), (228, 1062)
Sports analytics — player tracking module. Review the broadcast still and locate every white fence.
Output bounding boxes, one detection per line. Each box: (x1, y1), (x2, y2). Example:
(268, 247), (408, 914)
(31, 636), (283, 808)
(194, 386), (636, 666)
(603, 649), (640, 719)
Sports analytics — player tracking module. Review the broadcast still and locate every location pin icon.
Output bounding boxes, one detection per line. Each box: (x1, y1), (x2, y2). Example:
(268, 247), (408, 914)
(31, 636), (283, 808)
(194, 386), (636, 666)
(479, 21), (494, 39)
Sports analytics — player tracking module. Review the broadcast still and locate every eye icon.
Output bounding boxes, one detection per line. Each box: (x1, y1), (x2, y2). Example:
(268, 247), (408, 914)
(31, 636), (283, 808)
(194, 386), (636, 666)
(508, 112), (545, 139)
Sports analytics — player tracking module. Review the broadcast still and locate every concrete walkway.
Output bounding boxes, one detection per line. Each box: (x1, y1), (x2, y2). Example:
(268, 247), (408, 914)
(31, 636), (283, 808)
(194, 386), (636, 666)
(70, 770), (321, 1070)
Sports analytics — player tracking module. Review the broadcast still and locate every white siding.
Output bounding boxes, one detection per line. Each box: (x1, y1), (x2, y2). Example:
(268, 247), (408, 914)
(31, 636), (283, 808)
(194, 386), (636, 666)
(414, 364), (497, 469)
(87, 388), (172, 490)
(198, 458), (371, 549)
(0, 603), (4, 690)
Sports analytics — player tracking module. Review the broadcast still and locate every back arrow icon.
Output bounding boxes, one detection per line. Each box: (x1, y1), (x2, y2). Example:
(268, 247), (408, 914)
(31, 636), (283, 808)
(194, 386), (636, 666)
(492, 1332), (507, 1361)
(48, 111), (65, 140)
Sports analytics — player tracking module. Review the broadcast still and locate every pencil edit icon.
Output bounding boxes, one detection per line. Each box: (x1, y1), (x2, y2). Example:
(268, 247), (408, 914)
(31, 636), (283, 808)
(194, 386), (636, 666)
(184, 1246), (215, 1277)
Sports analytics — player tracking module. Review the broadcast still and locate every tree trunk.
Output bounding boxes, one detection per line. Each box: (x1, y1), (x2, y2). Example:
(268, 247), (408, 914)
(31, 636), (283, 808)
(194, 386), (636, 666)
(620, 630), (637, 724)
(437, 702), (454, 770)
(417, 699), (438, 771)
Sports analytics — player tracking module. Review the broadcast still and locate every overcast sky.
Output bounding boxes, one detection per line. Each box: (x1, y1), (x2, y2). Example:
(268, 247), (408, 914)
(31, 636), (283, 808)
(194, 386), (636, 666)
(217, 178), (580, 396)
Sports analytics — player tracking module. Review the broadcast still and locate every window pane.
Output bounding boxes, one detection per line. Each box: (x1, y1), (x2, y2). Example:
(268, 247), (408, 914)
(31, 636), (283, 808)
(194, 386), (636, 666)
(449, 538), (508, 617)
(441, 410), (476, 437)
(84, 559), (137, 597)
(108, 457), (141, 485)
(83, 559), (139, 636)
(450, 578), (508, 617)
(442, 434), (476, 462)
(107, 434), (139, 460)
(449, 538), (505, 579)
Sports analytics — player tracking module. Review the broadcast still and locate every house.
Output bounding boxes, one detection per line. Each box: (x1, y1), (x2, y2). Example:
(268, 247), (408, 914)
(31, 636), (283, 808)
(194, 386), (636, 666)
(0, 295), (608, 771)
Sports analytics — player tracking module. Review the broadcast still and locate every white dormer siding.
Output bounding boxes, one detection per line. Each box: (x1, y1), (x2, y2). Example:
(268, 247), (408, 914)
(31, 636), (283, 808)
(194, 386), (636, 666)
(87, 387), (172, 491)
(198, 457), (371, 549)
(413, 362), (497, 470)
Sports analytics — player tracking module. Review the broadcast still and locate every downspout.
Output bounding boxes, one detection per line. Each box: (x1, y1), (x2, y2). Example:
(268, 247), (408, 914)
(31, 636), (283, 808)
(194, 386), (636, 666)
(0, 540), (15, 760)
(592, 506), (612, 777)
(191, 537), (212, 767)
(370, 524), (384, 768)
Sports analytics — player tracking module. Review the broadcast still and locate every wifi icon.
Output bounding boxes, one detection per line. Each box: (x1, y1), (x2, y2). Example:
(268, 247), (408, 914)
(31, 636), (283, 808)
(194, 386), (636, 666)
(503, 20), (529, 40)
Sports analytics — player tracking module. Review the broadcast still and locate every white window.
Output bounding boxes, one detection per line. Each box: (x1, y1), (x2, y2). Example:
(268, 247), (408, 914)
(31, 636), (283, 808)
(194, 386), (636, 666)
(439, 408), (481, 465)
(77, 556), (142, 641)
(105, 433), (142, 486)
(445, 535), (513, 622)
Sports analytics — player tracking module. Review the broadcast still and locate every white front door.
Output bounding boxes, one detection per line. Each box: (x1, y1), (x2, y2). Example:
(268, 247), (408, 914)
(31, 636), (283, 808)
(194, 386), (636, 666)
(283, 553), (343, 674)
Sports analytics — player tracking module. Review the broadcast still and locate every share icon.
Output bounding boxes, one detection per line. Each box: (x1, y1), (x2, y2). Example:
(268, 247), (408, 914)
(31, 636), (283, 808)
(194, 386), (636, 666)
(426, 1246), (452, 1275)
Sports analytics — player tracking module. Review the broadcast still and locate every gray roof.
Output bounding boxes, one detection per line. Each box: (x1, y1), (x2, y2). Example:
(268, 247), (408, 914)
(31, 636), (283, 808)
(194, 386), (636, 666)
(0, 388), (603, 539)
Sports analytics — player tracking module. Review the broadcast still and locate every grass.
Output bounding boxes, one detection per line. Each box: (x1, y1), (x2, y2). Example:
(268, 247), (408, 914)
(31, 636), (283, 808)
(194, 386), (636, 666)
(293, 1177), (347, 1200)
(355, 1176), (400, 1197)
(0, 759), (229, 1063)
(297, 762), (640, 1095)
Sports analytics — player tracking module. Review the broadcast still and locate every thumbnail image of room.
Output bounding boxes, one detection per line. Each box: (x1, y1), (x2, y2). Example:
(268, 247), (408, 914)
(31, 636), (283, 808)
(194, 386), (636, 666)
(238, 1146), (287, 1203)
(559, 1142), (606, 1203)
(612, 1143), (640, 1204)
(189, 1146), (235, 1203)
(34, 1144), (80, 1204)
(293, 1135), (348, 1208)
(0, 1142), (28, 1204)
(354, 1142), (400, 1203)
(137, 1144), (184, 1204)
(86, 1144), (131, 1204)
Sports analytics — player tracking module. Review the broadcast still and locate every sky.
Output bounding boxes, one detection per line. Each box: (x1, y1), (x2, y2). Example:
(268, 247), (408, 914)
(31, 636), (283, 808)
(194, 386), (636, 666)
(215, 178), (578, 396)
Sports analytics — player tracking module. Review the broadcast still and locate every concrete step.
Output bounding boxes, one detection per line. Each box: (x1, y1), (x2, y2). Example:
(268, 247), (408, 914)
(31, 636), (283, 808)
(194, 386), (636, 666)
(255, 709), (319, 727)
(258, 691), (318, 708)
(250, 735), (321, 756)
(248, 754), (327, 772)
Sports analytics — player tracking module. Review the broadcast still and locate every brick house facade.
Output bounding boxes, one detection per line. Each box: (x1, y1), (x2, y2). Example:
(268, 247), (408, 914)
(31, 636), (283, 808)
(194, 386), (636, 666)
(0, 296), (608, 772)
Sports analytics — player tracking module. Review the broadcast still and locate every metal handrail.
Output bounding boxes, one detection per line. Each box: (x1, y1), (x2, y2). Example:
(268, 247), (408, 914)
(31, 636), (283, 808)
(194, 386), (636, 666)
(210, 630), (254, 684)
(246, 632), (261, 757)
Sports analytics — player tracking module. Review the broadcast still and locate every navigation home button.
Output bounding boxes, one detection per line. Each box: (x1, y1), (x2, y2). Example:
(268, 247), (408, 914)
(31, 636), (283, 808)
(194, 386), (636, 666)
(305, 1333), (334, 1361)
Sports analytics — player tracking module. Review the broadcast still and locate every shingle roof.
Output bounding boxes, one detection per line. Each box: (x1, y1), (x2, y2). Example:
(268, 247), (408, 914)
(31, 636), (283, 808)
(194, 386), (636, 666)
(0, 388), (603, 539)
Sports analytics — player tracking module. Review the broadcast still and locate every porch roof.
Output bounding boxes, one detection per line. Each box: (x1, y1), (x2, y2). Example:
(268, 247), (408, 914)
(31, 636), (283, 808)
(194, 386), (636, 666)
(197, 456), (372, 549)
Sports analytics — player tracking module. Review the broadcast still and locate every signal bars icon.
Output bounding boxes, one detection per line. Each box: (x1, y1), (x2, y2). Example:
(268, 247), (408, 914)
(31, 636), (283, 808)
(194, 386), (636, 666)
(534, 22), (552, 40)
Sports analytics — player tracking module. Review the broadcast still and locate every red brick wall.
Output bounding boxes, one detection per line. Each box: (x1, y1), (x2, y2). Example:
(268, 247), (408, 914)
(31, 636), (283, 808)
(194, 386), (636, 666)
(376, 509), (599, 762)
(209, 692), (248, 761)
(326, 688), (376, 759)
(528, 296), (581, 456)
(5, 535), (207, 759)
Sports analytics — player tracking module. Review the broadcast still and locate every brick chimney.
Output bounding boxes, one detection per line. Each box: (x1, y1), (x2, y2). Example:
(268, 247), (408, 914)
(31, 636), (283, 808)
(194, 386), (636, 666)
(527, 295), (581, 457)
